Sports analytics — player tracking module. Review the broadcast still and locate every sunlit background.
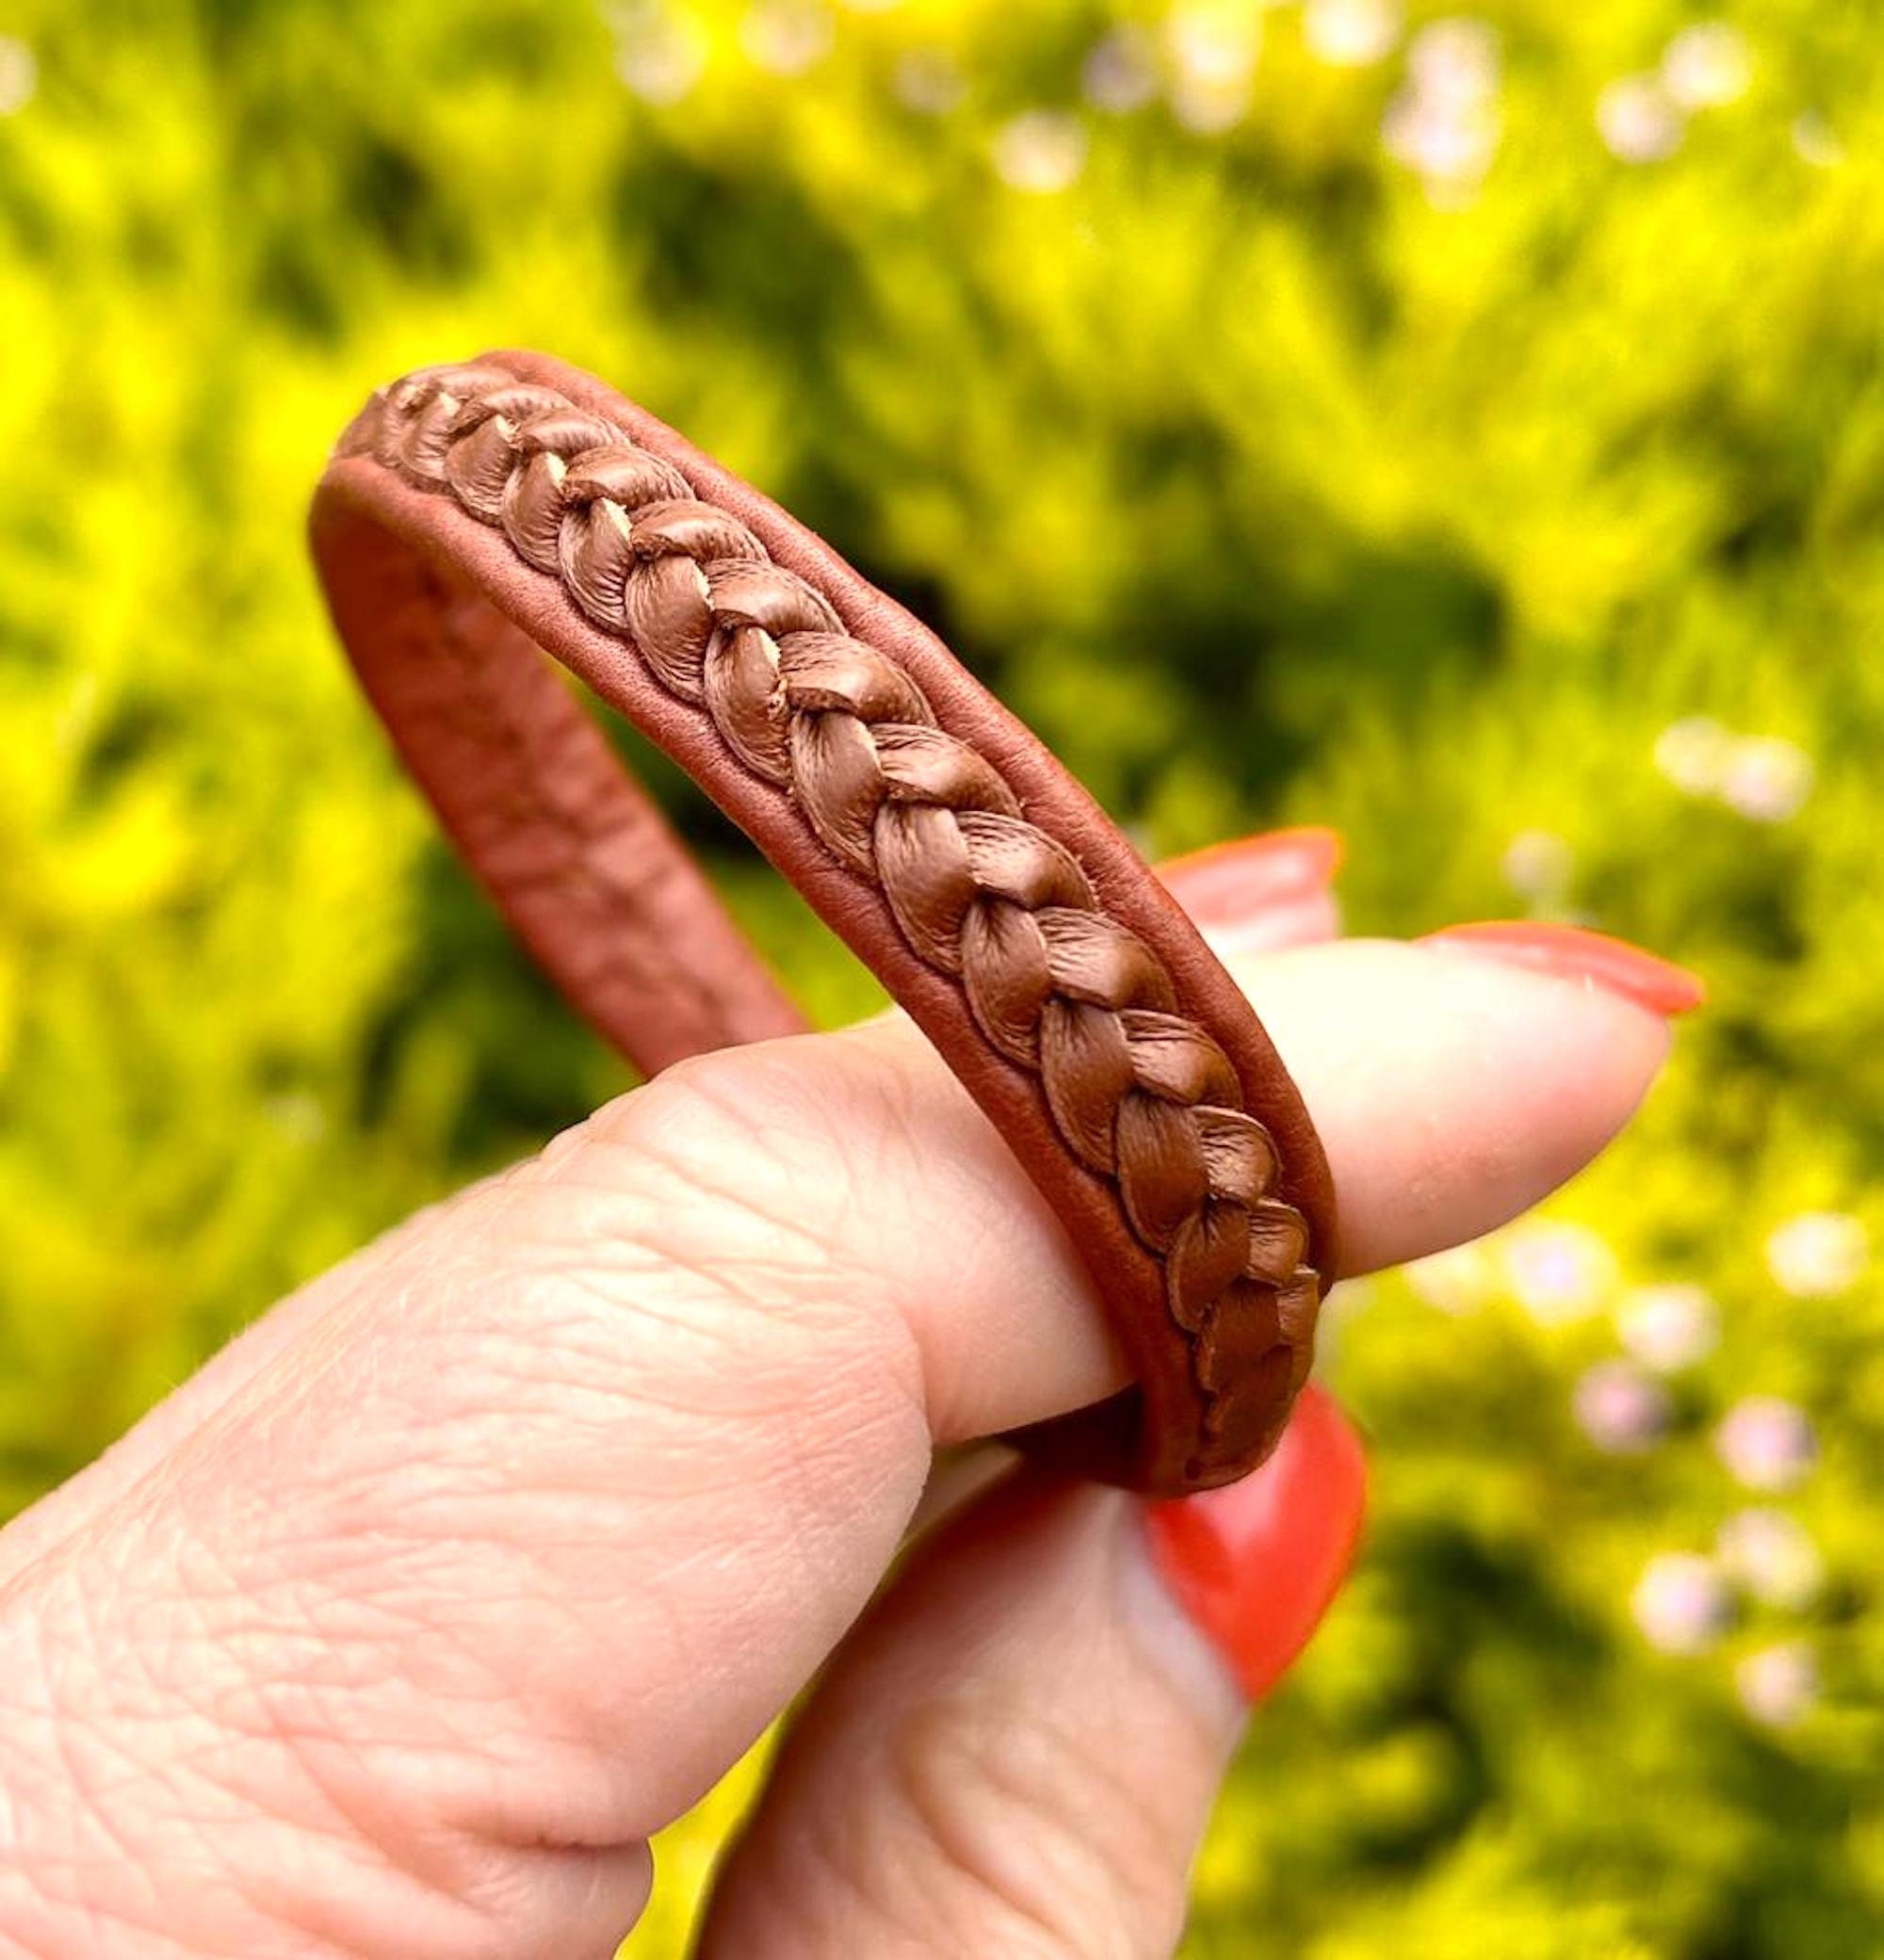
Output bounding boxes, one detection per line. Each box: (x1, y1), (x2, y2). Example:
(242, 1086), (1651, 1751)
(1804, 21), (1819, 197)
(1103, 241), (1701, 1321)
(1, 0), (1879, 1952)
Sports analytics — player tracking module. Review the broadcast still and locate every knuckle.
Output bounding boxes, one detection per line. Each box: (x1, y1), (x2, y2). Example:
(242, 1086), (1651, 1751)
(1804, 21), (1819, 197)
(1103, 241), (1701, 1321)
(555, 1044), (932, 1419)
(808, 1689), (1187, 1958)
(580, 1048), (848, 1273)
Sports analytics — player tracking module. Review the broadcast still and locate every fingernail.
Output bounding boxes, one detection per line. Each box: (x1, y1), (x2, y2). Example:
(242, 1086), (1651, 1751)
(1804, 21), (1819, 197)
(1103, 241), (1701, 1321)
(1138, 1385), (1367, 1704)
(1421, 921), (1706, 1017)
(1157, 827), (1344, 928)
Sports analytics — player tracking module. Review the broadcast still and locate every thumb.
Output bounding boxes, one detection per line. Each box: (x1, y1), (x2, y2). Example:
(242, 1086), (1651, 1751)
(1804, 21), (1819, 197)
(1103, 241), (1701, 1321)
(696, 1387), (1365, 1958)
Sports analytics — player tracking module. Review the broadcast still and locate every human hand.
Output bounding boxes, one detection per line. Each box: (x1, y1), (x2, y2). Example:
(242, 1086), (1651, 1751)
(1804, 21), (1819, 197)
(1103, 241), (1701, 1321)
(0, 834), (1695, 1958)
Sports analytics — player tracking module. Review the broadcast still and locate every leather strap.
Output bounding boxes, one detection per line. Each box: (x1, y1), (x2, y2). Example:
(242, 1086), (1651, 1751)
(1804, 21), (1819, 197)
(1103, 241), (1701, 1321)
(309, 350), (1337, 1495)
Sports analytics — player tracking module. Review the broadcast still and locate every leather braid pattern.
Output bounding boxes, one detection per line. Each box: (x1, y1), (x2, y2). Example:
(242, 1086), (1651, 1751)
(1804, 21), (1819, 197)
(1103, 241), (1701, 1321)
(338, 361), (1323, 1475)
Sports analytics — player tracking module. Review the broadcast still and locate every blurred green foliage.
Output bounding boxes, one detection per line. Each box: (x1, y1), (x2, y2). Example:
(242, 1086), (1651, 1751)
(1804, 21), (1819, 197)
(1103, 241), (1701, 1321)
(1, 0), (1880, 1952)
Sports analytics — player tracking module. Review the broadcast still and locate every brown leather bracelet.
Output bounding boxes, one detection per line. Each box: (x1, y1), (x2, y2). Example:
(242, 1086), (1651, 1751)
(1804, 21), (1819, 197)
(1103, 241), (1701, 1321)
(309, 350), (1338, 1495)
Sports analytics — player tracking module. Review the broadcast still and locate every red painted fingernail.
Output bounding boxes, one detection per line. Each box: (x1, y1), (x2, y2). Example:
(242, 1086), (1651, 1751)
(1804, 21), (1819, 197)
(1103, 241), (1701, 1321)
(1143, 1385), (1367, 1703)
(1157, 827), (1344, 929)
(1421, 920), (1706, 1017)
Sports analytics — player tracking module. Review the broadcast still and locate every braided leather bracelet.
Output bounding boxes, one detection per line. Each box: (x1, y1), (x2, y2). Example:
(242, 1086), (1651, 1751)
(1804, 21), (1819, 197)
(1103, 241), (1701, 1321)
(310, 350), (1338, 1495)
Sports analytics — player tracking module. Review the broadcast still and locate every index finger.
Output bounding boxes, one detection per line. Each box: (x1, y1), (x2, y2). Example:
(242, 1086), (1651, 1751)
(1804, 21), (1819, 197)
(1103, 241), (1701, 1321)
(2, 939), (1671, 1915)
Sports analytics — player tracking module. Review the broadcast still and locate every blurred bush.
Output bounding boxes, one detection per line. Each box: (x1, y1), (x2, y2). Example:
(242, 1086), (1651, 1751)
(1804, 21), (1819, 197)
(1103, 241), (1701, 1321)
(0, 0), (1879, 1952)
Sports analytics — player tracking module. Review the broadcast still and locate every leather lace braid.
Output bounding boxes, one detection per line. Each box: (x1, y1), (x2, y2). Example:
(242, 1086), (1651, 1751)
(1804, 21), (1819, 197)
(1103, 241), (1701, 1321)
(313, 352), (1337, 1493)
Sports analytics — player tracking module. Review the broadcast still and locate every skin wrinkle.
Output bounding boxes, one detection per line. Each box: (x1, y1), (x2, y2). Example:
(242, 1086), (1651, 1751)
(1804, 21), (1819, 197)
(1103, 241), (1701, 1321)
(598, 1059), (888, 1284)
(194, 1748), (490, 1960)
(192, 1207), (838, 1529)
(5, 1644), (245, 1957)
(554, 1124), (843, 1278)
(451, 1844), (655, 1960)
(365, 1256), (917, 1553)
(218, 1749), (621, 1960)
(0, 1618), (117, 1932)
(115, 1513), (645, 1957)
(0, 1874), (231, 1960)
(256, 1520), (678, 1826)
(73, 1199), (862, 1873)
(269, 1485), (650, 1706)
(915, 1589), (1203, 1932)
(76, 1523), (495, 1957)
(260, 1609), (635, 1861)
(535, 1223), (890, 1405)
(801, 1688), (1142, 1960)
(793, 1791), (1068, 1960)
(60, 1566), (232, 1904)
(31, 1317), (655, 1928)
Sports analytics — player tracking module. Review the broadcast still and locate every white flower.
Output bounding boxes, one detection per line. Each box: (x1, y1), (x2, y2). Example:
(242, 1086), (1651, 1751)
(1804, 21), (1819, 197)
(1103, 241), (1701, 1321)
(1792, 111), (1844, 169)
(1719, 736), (1812, 821)
(1304, 0), (1401, 69)
(1404, 1240), (1499, 1315)
(1765, 1211), (1868, 1298)
(610, 4), (708, 104)
(1383, 19), (1500, 199)
(1166, 2), (1262, 89)
(1165, 2), (1261, 133)
(0, 35), (34, 116)
(1502, 1221), (1617, 1325)
(1653, 719), (1812, 818)
(1574, 1362), (1670, 1454)
(1617, 1284), (1719, 1373)
(1382, 92), (1499, 195)
(1632, 1552), (1730, 1654)
(1736, 1641), (1818, 1726)
(1407, 17), (1499, 106)
(893, 50), (964, 115)
(1502, 828), (1575, 902)
(1170, 73), (1249, 132)
(1716, 1397), (1817, 1493)
(1717, 1509), (1823, 1610)
(992, 112), (1088, 193)
(1597, 74), (1684, 164)
(739, 1), (834, 76)
(1654, 715), (1732, 795)
(1662, 23), (1752, 111)
(1082, 27), (1160, 114)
